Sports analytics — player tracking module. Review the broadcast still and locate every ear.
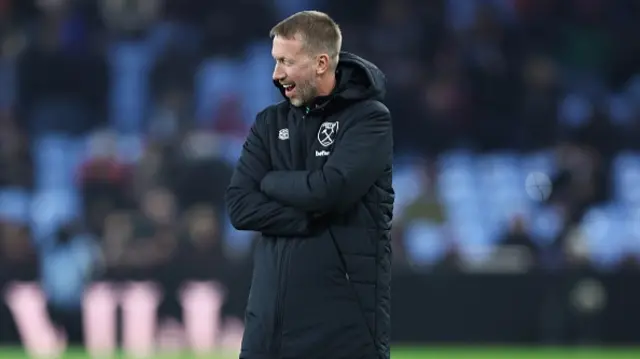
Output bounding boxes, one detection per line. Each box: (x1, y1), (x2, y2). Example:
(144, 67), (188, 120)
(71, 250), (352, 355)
(316, 54), (330, 75)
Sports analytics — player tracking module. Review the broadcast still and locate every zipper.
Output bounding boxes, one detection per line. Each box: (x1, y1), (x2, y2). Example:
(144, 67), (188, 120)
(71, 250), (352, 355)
(271, 241), (282, 356)
(297, 109), (308, 168)
(300, 115), (308, 161)
(272, 240), (291, 357)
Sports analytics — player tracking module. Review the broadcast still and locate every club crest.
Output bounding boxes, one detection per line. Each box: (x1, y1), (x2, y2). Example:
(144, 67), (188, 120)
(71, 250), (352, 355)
(317, 121), (339, 147)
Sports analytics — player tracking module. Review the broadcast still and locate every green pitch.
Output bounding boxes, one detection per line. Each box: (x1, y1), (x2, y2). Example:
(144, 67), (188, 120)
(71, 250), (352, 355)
(1, 346), (639, 358)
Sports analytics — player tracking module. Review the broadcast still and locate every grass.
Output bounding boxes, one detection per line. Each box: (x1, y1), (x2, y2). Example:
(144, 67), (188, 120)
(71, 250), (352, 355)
(1, 346), (640, 358)
(393, 347), (640, 358)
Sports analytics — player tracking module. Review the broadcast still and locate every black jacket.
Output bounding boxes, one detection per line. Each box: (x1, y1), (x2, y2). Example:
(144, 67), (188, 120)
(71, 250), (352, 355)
(225, 52), (393, 359)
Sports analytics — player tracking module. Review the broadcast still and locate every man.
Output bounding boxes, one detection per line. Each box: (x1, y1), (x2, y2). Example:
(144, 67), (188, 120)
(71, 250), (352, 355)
(225, 11), (393, 359)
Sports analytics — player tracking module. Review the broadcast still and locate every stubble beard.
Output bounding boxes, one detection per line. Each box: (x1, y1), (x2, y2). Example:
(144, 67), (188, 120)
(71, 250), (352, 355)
(290, 78), (318, 108)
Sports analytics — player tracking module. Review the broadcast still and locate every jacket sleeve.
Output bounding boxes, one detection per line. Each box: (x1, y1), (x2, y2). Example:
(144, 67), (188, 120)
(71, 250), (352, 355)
(225, 112), (312, 236)
(260, 102), (392, 212)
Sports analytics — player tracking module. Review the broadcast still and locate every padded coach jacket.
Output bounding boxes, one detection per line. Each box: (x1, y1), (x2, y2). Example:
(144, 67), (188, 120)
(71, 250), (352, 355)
(225, 52), (394, 359)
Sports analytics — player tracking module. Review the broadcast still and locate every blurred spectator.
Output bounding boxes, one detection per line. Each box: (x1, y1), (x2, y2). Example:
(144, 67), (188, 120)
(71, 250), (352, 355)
(39, 220), (101, 342)
(399, 163), (459, 271)
(0, 220), (37, 278)
(551, 144), (606, 219)
(499, 214), (538, 267)
(17, 0), (108, 135)
(171, 204), (229, 279)
(168, 132), (233, 215)
(518, 54), (561, 150)
(199, 0), (275, 58)
(557, 0), (612, 95)
(79, 130), (130, 233)
(100, 0), (160, 38)
(122, 186), (179, 269)
(0, 115), (32, 188)
(148, 39), (198, 139)
(464, 4), (522, 151)
(102, 200), (176, 275)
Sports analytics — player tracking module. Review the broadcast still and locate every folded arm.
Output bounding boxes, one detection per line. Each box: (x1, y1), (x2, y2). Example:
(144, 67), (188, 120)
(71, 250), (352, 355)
(260, 102), (392, 213)
(225, 112), (312, 236)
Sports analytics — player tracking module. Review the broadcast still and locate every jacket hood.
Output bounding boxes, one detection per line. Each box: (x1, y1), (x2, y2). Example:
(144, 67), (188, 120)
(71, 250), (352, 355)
(274, 51), (387, 109)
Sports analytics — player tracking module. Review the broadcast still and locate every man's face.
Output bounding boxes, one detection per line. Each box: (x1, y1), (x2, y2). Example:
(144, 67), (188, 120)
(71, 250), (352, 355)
(272, 34), (318, 107)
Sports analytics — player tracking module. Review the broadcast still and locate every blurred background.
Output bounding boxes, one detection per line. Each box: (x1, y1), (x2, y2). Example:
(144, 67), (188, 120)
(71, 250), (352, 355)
(1, 0), (640, 358)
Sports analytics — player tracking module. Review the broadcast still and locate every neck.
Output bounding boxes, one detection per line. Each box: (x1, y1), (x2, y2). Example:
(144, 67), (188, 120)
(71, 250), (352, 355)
(316, 71), (336, 97)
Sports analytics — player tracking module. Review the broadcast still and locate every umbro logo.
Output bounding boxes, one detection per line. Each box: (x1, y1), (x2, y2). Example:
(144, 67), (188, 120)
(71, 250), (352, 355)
(278, 128), (289, 140)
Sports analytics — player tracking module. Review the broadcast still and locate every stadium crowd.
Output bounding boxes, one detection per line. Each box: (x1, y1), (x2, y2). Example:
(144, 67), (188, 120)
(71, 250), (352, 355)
(1, 0), (640, 314)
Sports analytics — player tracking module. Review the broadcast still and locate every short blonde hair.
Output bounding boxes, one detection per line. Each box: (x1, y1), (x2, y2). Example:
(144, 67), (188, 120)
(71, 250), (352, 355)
(270, 11), (342, 68)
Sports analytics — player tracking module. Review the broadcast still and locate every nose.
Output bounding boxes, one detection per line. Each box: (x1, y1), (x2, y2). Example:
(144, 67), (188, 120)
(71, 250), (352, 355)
(273, 64), (285, 82)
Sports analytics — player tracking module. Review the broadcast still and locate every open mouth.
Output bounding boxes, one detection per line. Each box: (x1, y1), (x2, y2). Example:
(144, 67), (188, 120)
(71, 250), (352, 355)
(282, 83), (296, 95)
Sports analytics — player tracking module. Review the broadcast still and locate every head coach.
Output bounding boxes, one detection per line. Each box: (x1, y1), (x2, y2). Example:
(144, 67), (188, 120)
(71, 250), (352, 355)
(225, 10), (394, 359)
